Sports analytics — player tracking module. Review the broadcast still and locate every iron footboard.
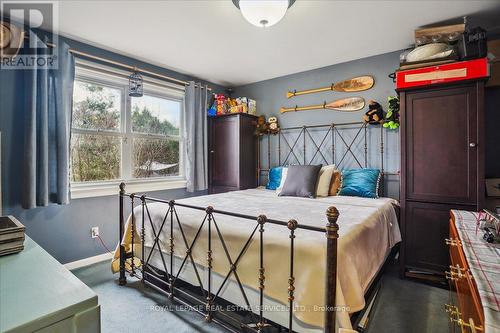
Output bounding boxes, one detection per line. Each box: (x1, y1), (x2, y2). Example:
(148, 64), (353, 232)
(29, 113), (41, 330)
(118, 183), (340, 333)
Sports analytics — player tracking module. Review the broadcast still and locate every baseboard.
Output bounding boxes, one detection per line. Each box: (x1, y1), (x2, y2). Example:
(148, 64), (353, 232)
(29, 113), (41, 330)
(65, 252), (113, 271)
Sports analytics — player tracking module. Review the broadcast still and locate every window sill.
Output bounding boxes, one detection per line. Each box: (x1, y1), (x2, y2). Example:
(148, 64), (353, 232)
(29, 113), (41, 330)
(71, 178), (187, 199)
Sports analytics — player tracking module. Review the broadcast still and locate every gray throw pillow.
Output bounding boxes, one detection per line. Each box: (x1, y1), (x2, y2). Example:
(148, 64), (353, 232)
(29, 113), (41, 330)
(279, 165), (323, 198)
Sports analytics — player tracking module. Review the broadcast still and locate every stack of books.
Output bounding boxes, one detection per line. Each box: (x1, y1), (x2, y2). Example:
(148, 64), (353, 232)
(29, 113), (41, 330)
(0, 216), (25, 256)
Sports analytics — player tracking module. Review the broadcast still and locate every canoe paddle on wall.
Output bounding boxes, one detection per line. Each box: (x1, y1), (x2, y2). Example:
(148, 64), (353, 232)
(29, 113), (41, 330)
(280, 97), (365, 114)
(286, 75), (374, 98)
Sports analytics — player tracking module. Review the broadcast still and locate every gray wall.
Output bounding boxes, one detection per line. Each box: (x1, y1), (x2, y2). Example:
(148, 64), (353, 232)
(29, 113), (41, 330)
(233, 51), (402, 199)
(2, 31), (499, 264)
(0, 34), (225, 264)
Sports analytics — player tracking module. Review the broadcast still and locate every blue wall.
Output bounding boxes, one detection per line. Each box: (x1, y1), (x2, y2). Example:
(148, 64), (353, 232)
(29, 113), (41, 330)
(0, 34), (225, 264)
(233, 51), (402, 199)
(2, 32), (499, 264)
(233, 51), (500, 202)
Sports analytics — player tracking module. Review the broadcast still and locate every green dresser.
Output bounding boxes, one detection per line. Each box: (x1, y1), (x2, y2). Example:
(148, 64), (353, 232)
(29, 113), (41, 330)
(0, 237), (100, 333)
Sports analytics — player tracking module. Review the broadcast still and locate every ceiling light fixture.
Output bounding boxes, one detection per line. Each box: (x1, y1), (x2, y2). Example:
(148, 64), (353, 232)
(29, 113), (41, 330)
(232, 0), (295, 28)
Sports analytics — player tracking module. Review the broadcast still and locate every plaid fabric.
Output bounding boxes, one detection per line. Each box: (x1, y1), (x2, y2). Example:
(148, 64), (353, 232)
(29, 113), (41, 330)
(452, 210), (500, 333)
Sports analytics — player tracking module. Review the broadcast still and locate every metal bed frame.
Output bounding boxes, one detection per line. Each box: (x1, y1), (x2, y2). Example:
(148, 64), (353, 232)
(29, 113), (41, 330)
(118, 121), (399, 333)
(257, 121), (398, 189)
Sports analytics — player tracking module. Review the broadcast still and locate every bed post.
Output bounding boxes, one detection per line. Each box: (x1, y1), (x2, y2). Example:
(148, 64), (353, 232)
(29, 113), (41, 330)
(119, 183), (127, 286)
(325, 206), (339, 333)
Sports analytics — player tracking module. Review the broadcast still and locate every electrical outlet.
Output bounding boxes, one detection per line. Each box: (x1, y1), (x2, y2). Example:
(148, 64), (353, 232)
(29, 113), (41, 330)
(91, 227), (99, 239)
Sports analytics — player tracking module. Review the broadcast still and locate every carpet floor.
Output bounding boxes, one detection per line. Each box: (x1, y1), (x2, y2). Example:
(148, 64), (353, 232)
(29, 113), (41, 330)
(72, 260), (449, 333)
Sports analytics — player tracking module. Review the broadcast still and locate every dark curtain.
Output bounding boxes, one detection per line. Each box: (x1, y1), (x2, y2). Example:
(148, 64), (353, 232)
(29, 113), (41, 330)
(22, 39), (75, 208)
(184, 81), (208, 192)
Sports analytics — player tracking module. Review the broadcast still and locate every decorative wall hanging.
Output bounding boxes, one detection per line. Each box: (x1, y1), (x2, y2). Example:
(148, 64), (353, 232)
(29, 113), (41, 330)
(0, 21), (24, 59)
(286, 76), (374, 98)
(128, 68), (143, 97)
(280, 97), (365, 114)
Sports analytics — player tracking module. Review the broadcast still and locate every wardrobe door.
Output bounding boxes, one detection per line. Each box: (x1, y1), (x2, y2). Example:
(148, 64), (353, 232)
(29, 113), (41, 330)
(405, 84), (478, 205)
(404, 201), (473, 273)
(209, 116), (239, 192)
(239, 115), (257, 190)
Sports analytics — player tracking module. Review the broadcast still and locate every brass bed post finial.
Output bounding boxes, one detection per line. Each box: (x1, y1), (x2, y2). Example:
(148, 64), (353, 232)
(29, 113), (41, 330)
(118, 183), (127, 286)
(325, 206), (339, 333)
(326, 206), (339, 238)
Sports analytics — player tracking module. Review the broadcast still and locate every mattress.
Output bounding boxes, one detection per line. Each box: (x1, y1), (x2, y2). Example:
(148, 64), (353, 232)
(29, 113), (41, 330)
(113, 188), (401, 332)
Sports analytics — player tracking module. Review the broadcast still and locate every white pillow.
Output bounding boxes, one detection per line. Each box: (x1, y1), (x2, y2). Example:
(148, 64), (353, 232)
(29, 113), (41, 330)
(276, 167), (288, 195)
(316, 165), (336, 197)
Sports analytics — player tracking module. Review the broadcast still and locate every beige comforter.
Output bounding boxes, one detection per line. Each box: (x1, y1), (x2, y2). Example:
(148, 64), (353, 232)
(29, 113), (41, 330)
(112, 189), (401, 329)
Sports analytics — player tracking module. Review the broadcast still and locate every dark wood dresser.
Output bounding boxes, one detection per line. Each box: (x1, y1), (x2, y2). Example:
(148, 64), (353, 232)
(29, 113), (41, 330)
(399, 80), (486, 279)
(208, 113), (258, 194)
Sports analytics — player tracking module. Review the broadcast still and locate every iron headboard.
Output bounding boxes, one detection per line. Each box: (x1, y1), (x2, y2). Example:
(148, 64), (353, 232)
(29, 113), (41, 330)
(258, 121), (398, 194)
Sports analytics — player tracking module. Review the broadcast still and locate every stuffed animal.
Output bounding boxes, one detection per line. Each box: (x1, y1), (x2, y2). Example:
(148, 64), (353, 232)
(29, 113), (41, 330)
(268, 116), (280, 134)
(255, 115), (268, 136)
(383, 96), (400, 130)
(208, 100), (217, 117)
(214, 94), (227, 115)
(363, 100), (384, 124)
(207, 94), (217, 116)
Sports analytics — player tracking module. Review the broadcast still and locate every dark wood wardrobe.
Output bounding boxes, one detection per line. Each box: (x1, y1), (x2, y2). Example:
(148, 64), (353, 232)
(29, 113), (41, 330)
(399, 80), (485, 279)
(208, 113), (258, 194)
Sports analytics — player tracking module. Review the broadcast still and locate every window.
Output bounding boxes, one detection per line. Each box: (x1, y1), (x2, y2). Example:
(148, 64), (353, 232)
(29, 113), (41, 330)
(70, 63), (185, 198)
(131, 95), (181, 178)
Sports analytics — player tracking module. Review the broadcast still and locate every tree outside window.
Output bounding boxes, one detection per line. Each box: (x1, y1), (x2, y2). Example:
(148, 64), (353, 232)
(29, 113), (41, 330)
(71, 73), (182, 184)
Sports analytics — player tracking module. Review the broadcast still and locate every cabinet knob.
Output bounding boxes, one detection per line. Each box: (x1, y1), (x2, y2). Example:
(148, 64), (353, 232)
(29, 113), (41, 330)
(210, 150), (215, 154)
(469, 142), (477, 148)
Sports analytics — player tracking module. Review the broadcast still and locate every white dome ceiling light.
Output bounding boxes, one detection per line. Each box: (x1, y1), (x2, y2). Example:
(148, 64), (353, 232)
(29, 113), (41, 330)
(232, 0), (296, 28)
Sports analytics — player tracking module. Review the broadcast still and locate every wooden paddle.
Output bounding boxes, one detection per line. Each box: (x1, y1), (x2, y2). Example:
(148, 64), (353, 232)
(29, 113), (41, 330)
(280, 97), (365, 114)
(286, 76), (374, 98)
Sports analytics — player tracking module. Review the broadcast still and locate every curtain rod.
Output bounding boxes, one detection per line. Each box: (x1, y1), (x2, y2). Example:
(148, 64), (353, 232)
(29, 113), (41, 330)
(37, 38), (212, 91)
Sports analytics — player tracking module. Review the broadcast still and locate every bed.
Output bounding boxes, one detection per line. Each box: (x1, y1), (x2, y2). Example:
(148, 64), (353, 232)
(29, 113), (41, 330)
(114, 122), (401, 333)
(114, 188), (400, 332)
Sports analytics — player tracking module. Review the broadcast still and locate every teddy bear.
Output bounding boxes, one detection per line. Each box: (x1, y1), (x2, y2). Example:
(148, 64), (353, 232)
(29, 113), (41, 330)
(255, 115), (268, 136)
(363, 100), (384, 124)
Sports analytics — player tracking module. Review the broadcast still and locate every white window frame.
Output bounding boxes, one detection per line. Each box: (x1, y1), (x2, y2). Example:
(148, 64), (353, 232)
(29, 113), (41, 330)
(71, 60), (186, 199)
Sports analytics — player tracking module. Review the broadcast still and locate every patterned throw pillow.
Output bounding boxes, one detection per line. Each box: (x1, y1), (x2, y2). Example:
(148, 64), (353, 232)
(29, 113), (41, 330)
(338, 168), (381, 198)
(266, 167), (283, 190)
